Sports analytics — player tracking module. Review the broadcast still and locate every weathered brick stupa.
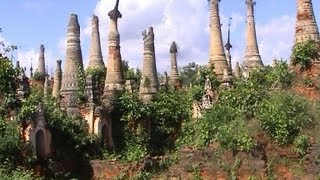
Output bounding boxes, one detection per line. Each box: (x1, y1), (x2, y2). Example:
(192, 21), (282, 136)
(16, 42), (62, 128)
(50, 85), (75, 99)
(294, 0), (319, 43)
(295, 0), (319, 43)
(87, 15), (105, 69)
(103, 0), (125, 98)
(169, 41), (181, 88)
(139, 27), (159, 102)
(60, 14), (84, 114)
(35, 44), (46, 81)
(52, 60), (62, 98)
(208, 0), (229, 79)
(243, 0), (263, 70)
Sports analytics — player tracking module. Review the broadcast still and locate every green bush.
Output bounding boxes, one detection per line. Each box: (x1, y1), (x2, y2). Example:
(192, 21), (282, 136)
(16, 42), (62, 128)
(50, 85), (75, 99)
(293, 134), (310, 157)
(0, 167), (40, 180)
(291, 39), (319, 71)
(257, 93), (312, 145)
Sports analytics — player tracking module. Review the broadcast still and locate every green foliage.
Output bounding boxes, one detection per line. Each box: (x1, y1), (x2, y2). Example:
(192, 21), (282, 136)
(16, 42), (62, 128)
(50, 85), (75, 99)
(0, 56), (18, 96)
(44, 97), (99, 160)
(217, 119), (256, 152)
(291, 39), (320, 71)
(115, 91), (147, 122)
(219, 79), (266, 119)
(0, 118), (23, 166)
(257, 93), (312, 145)
(266, 60), (295, 89)
(189, 85), (204, 101)
(86, 66), (106, 99)
(122, 126), (148, 162)
(76, 62), (86, 103)
(179, 62), (198, 87)
(293, 134), (310, 157)
(182, 104), (255, 152)
(148, 88), (192, 154)
(17, 88), (43, 123)
(0, 167), (40, 180)
(195, 65), (220, 88)
(32, 72), (44, 81)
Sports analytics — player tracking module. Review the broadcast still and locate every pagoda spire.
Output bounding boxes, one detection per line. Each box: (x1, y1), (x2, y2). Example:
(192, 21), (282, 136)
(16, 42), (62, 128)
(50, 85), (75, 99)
(208, 0), (228, 79)
(60, 14), (84, 114)
(103, 0), (125, 100)
(169, 41), (181, 88)
(87, 15), (104, 69)
(225, 17), (232, 75)
(243, 0), (263, 70)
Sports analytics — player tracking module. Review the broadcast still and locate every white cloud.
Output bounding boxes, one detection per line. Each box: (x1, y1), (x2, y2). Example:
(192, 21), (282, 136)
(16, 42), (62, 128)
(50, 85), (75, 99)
(256, 15), (295, 64)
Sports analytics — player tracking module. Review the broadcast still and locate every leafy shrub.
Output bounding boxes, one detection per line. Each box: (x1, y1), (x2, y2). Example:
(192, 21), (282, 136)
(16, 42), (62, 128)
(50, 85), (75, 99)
(148, 88), (192, 154)
(0, 118), (23, 166)
(0, 167), (40, 180)
(217, 119), (256, 152)
(219, 79), (266, 119)
(0, 56), (18, 95)
(291, 39), (319, 71)
(293, 134), (310, 157)
(257, 93), (312, 145)
(266, 60), (295, 89)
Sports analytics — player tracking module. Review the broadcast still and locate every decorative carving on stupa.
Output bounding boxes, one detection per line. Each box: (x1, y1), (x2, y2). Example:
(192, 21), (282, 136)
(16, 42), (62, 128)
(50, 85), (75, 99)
(208, 0), (229, 79)
(59, 14), (84, 114)
(139, 27), (159, 102)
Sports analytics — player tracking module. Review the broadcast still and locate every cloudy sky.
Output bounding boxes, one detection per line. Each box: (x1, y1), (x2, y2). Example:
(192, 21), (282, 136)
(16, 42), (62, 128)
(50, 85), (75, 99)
(0, 0), (319, 76)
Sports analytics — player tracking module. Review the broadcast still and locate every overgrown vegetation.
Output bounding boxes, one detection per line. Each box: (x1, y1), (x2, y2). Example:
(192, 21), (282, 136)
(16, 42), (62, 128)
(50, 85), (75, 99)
(291, 39), (320, 71)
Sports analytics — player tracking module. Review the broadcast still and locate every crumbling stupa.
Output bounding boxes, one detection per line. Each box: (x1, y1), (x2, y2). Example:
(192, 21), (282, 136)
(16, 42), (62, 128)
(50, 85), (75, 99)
(294, 0), (319, 43)
(140, 27), (159, 101)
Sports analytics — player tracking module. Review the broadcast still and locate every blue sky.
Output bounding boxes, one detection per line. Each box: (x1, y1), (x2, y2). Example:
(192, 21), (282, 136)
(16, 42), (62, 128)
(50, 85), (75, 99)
(0, 0), (319, 75)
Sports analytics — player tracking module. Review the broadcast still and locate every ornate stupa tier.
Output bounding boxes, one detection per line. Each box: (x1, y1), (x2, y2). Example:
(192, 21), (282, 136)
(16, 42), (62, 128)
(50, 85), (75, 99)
(295, 0), (319, 43)
(243, 0), (263, 70)
(60, 14), (84, 113)
(208, 0), (229, 78)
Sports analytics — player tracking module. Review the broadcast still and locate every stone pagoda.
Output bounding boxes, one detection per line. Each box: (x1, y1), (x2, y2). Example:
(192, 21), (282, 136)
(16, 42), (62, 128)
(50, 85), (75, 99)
(52, 60), (62, 98)
(295, 0), (319, 43)
(139, 27), (159, 101)
(208, 0), (229, 79)
(87, 15), (105, 69)
(35, 44), (46, 81)
(103, 0), (125, 99)
(243, 0), (263, 70)
(169, 41), (181, 88)
(60, 14), (84, 114)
